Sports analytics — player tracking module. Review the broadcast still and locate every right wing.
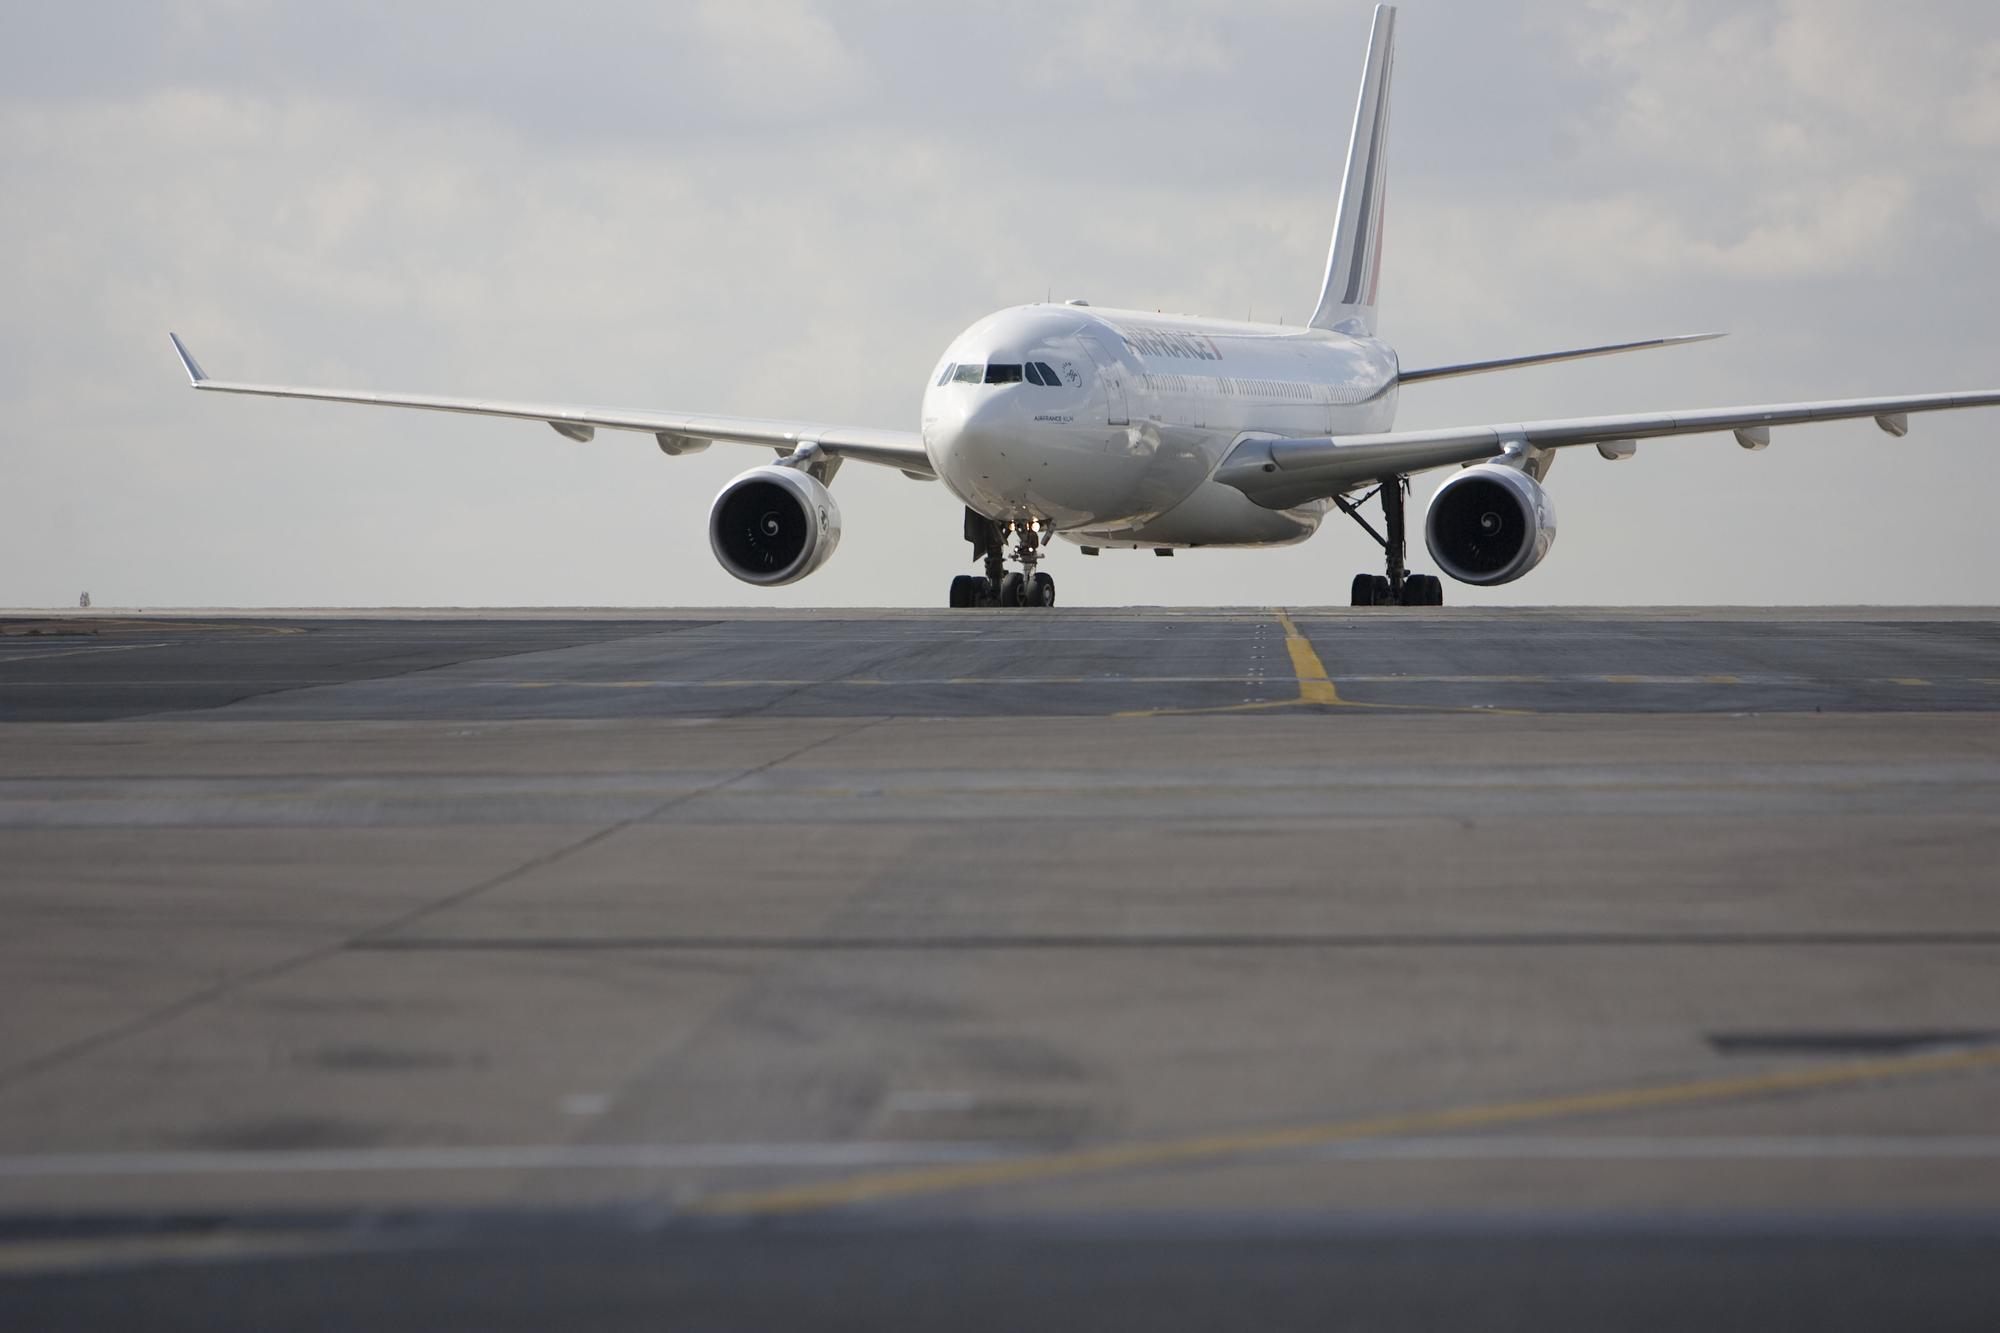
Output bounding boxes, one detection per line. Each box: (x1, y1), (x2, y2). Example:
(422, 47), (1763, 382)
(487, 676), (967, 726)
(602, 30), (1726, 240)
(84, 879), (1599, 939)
(168, 334), (935, 478)
(1215, 389), (2000, 509)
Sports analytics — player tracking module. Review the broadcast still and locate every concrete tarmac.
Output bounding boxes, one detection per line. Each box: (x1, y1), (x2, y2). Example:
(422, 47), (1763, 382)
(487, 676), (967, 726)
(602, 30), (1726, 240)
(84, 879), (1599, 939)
(2, 607), (1998, 1327)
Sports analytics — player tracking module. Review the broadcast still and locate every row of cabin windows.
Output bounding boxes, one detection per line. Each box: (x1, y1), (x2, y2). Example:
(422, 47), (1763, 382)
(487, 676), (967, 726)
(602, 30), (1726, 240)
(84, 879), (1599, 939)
(1140, 372), (1325, 403)
(942, 360), (1377, 405)
(937, 361), (1064, 387)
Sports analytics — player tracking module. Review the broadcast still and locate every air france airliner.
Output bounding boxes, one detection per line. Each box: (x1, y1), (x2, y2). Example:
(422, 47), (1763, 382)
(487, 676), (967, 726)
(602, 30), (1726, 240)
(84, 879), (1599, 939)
(169, 6), (2000, 608)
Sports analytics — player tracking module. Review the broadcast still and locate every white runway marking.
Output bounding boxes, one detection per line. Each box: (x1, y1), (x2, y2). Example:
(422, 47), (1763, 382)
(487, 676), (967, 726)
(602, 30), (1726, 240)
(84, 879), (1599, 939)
(0, 641), (169, 664)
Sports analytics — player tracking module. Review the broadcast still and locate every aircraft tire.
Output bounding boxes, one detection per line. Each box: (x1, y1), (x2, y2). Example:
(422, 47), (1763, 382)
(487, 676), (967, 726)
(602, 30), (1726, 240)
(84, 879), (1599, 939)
(1029, 572), (1055, 607)
(949, 574), (976, 608)
(998, 572), (1024, 607)
(1350, 574), (1375, 606)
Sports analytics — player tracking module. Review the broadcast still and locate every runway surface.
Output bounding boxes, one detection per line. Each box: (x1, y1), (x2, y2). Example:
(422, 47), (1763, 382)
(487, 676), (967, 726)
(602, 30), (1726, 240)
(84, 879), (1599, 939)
(2, 607), (1997, 1327)
(4, 606), (1997, 723)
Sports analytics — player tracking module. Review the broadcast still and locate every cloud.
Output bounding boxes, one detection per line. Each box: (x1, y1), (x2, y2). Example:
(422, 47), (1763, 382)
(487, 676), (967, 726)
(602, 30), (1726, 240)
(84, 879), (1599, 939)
(1549, 0), (1995, 163)
(1959, 41), (2000, 146)
(2, 1), (1997, 609)
(1033, 1), (1236, 94)
(678, 1), (865, 110)
(1510, 175), (1914, 285)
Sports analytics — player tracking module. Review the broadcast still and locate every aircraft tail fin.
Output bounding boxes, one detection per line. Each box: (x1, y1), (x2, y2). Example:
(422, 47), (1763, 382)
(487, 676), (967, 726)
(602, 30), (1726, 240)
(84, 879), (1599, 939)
(1308, 4), (1397, 336)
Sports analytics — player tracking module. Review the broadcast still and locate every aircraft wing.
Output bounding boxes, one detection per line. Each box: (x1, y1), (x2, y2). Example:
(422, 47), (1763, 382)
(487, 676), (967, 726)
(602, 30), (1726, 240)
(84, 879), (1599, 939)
(1396, 332), (1724, 384)
(168, 334), (935, 478)
(1213, 390), (2000, 509)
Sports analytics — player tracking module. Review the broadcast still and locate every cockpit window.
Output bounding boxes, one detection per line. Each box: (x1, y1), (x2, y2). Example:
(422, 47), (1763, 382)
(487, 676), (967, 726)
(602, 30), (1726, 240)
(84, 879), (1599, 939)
(947, 362), (1055, 386)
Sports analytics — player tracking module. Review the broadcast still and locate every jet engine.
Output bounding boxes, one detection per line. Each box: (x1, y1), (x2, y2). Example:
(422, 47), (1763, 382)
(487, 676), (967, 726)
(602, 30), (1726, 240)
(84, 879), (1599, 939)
(1423, 463), (1557, 586)
(707, 465), (842, 586)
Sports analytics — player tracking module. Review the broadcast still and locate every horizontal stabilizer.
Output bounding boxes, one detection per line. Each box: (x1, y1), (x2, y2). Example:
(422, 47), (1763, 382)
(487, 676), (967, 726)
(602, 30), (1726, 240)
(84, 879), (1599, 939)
(1399, 332), (1724, 384)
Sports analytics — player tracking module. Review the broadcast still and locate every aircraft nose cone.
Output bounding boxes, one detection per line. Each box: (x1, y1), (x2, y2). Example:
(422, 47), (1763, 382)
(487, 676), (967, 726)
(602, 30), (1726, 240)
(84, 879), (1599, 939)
(934, 392), (1008, 468)
(929, 390), (1024, 508)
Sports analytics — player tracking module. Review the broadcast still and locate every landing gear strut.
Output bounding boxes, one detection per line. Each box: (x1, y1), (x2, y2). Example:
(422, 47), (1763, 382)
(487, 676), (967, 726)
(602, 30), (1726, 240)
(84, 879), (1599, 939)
(1341, 477), (1443, 607)
(949, 508), (1056, 608)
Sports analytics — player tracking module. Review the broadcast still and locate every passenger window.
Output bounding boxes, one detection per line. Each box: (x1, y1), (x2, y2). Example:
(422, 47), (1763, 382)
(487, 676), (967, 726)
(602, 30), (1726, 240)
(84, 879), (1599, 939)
(937, 364), (955, 386)
(952, 364), (983, 384)
(1024, 362), (1048, 386)
(984, 364), (1023, 384)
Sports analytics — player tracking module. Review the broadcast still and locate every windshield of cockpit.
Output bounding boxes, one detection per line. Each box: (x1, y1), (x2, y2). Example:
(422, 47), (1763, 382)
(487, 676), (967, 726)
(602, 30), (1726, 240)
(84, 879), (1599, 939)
(938, 362), (1066, 386)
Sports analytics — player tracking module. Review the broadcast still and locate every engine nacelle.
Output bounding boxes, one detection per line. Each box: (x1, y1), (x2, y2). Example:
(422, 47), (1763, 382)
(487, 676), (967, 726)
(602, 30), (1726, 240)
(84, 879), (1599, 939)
(1423, 463), (1557, 586)
(707, 465), (842, 586)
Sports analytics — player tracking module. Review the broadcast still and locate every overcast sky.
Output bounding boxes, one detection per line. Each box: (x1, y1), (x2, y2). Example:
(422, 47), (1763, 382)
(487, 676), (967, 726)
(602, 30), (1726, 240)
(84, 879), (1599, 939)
(4, 0), (1998, 608)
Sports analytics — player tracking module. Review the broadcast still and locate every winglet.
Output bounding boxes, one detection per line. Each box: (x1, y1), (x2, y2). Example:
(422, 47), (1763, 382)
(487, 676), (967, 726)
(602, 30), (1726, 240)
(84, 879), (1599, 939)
(168, 332), (208, 385)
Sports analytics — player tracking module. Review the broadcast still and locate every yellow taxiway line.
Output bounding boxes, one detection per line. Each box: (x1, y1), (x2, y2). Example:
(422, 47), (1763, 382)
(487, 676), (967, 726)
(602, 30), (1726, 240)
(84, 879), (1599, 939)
(691, 1042), (2000, 1218)
(1117, 609), (1529, 718)
(1276, 608), (1341, 705)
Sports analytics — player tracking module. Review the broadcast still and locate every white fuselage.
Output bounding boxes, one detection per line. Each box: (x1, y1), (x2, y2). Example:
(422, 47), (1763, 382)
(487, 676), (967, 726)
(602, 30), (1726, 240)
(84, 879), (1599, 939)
(921, 304), (1400, 547)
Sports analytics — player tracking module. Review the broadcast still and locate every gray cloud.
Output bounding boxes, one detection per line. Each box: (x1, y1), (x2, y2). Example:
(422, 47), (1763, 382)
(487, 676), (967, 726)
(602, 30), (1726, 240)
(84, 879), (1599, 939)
(3, 0), (1997, 608)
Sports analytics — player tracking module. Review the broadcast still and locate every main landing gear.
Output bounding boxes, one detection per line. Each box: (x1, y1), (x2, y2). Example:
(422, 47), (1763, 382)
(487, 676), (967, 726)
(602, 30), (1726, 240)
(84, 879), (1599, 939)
(949, 509), (1056, 608)
(1341, 476), (1444, 607)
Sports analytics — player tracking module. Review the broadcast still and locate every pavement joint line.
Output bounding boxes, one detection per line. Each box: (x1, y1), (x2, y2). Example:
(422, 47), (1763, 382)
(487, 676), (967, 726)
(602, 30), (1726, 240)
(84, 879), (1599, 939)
(11, 1135), (2000, 1185)
(349, 718), (882, 942)
(0, 1142), (1014, 1179)
(687, 1043), (2000, 1218)
(17, 676), (2000, 690)
(348, 928), (2000, 948)
(724, 636), (939, 723)
(0, 620), (304, 638)
(0, 1230), (344, 1278)
(0, 718), (882, 1096)
(11, 776), (1999, 807)
(350, 930), (2000, 952)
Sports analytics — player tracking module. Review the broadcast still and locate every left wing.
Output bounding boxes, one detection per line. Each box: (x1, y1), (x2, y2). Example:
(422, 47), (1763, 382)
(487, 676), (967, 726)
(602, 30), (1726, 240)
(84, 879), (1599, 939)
(168, 334), (935, 478)
(1215, 390), (2000, 509)
(1397, 332), (1724, 384)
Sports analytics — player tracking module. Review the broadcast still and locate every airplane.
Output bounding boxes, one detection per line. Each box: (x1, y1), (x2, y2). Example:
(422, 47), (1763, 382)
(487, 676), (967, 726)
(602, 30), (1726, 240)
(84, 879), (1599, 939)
(169, 4), (2000, 609)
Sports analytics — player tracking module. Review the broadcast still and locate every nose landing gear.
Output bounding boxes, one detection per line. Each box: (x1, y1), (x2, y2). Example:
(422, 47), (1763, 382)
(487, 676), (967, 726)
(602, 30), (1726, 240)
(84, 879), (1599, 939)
(950, 509), (1057, 608)
(1340, 476), (1444, 607)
